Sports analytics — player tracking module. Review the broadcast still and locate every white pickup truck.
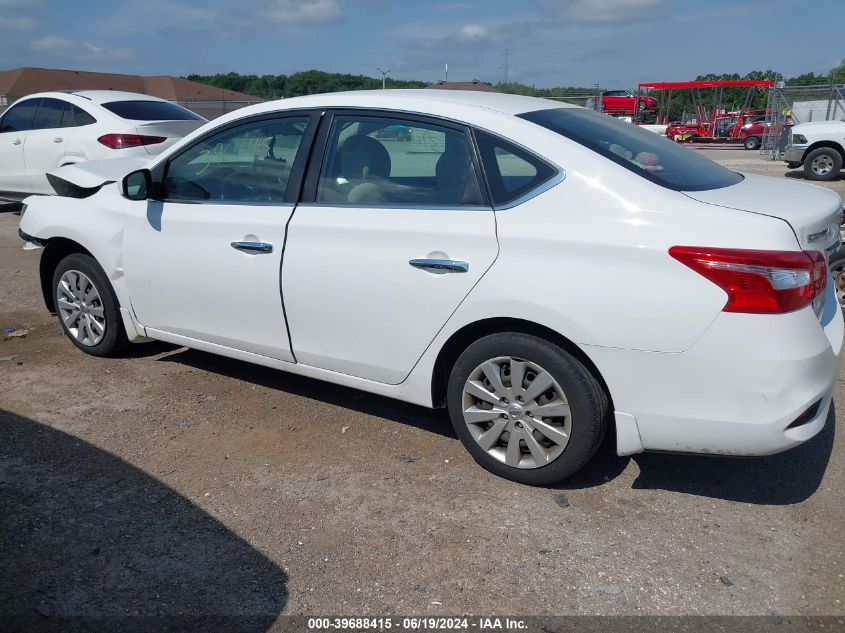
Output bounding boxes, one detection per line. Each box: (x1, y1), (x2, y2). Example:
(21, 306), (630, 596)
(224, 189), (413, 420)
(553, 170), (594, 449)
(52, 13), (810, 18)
(784, 120), (845, 181)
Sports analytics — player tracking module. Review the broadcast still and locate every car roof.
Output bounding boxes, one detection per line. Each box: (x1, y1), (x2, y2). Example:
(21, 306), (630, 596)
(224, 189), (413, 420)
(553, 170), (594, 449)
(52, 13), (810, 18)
(244, 89), (575, 118)
(14, 90), (168, 105)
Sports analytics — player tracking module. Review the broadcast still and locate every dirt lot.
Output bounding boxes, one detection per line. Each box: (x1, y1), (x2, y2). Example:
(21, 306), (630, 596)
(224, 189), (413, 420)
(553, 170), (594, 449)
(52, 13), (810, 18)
(1, 151), (844, 627)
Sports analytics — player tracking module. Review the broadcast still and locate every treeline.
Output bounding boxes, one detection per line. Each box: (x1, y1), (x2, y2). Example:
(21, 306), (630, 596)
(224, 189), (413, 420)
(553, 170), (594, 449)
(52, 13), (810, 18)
(188, 61), (845, 120)
(185, 70), (427, 99)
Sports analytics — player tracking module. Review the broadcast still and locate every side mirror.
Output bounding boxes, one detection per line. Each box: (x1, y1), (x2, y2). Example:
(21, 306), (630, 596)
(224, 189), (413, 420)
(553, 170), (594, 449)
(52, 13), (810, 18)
(121, 169), (152, 200)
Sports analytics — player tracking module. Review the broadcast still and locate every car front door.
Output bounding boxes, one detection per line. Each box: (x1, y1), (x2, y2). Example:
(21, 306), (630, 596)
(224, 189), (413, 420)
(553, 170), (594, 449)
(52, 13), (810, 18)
(281, 111), (499, 384)
(24, 98), (74, 194)
(122, 112), (318, 362)
(0, 99), (39, 194)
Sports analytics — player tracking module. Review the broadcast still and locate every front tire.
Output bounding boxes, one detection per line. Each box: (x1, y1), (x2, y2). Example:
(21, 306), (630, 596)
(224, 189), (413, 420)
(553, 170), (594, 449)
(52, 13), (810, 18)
(446, 333), (609, 486)
(52, 253), (128, 357)
(803, 147), (842, 181)
(829, 246), (845, 308)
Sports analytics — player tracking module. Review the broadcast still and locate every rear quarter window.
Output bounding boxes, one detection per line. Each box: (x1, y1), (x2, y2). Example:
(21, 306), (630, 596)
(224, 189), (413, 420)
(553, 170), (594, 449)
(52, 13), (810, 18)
(474, 129), (557, 206)
(102, 100), (202, 121)
(519, 108), (744, 192)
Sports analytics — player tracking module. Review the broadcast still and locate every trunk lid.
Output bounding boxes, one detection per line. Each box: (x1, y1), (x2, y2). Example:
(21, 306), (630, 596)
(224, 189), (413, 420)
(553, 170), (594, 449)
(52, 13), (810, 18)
(134, 120), (205, 154)
(684, 173), (844, 259)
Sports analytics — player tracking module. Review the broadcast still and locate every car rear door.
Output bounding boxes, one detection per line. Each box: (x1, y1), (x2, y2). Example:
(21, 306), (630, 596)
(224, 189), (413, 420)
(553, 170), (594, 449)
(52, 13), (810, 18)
(24, 98), (74, 193)
(0, 99), (38, 193)
(122, 111), (318, 362)
(281, 110), (499, 384)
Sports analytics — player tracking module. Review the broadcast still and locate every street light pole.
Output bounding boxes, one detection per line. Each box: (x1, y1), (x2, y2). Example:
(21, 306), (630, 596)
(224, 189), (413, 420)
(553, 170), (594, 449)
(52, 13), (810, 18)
(377, 67), (391, 90)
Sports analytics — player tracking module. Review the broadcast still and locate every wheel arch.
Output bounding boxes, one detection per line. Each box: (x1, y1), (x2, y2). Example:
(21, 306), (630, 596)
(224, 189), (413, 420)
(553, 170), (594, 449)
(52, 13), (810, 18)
(803, 140), (845, 162)
(39, 238), (94, 313)
(430, 317), (613, 410)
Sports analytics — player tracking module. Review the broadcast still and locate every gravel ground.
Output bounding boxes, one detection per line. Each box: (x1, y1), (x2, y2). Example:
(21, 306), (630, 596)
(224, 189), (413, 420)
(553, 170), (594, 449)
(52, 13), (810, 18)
(1, 150), (844, 628)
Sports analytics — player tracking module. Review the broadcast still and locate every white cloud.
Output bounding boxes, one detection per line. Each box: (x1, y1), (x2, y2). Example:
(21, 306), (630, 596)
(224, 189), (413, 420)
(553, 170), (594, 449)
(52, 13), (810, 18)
(31, 35), (133, 61)
(539, 0), (665, 23)
(453, 24), (490, 43)
(262, 0), (343, 25)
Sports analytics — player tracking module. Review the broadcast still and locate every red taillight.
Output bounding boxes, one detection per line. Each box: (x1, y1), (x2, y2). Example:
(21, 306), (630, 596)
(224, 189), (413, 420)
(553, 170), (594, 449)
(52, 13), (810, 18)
(97, 134), (166, 149)
(669, 246), (827, 314)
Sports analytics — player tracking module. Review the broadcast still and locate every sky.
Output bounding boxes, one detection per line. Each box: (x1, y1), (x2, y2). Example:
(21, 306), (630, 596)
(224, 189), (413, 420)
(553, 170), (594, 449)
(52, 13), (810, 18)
(0, 0), (842, 89)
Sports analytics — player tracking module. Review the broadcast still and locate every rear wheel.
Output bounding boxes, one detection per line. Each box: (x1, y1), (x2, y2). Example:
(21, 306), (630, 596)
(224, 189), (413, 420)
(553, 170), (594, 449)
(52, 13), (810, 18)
(803, 147), (842, 181)
(743, 136), (761, 150)
(446, 333), (608, 485)
(52, 253), (128, 357)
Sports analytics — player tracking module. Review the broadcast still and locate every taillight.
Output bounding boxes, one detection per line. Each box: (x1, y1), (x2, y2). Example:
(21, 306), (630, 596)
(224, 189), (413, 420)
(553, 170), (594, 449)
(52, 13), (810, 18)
(669, 246), (827, 315)
(97, 134), (166, 149)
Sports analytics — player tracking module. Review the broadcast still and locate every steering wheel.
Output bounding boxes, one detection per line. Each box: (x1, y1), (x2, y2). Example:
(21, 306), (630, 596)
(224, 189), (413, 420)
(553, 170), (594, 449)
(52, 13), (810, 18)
(220, 172), (258, 201)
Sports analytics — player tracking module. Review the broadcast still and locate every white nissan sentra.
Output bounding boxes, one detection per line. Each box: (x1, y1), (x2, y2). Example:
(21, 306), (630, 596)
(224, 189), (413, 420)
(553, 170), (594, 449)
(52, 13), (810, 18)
(18, 90), (844, 485)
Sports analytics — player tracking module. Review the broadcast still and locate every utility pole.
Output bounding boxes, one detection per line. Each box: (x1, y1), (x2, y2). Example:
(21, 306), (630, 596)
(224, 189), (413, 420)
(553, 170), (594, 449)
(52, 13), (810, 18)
(445, 63), (448, 83)
(376, 67), (391, 90)
(499, 48), (511, 84)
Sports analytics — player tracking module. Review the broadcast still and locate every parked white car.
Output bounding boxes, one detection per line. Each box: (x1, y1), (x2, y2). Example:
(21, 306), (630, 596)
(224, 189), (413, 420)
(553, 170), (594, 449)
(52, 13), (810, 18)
(784, 120), (845, 181)
(18, 90), (844, 485)
(0, 90), (205, 198)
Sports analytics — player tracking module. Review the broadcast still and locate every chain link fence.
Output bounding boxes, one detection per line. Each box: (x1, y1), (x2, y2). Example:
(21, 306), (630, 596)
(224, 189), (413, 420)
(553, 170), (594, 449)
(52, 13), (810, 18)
(761, 84), (845, 159)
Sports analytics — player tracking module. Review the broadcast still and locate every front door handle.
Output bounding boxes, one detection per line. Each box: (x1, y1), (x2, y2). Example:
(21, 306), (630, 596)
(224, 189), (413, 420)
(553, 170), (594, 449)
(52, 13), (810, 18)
(12, 139), (21, 145)
(409, 258), (469, 273)
(231, 241), (273, 254)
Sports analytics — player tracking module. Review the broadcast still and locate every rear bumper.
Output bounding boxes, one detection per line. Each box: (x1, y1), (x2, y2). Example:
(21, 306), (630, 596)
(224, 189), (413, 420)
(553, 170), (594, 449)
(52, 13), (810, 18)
(590, 280), (843, 456)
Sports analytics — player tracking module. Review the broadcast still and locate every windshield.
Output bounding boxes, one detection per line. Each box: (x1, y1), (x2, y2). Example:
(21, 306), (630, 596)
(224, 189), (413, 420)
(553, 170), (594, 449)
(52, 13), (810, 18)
(102, 100), (203, 122)
(519, 108), (744, 191)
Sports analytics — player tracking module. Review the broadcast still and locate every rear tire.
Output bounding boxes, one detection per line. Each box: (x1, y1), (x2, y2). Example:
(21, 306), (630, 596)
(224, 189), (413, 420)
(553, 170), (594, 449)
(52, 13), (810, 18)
(52, 253), (129, 357)
(446, 333), (609, 486)
(803, 147), (842, 181)
(743, 136), (761, 150)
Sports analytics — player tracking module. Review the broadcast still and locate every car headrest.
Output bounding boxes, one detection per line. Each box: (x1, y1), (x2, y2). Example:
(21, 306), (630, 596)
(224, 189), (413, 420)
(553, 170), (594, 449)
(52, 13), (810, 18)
(339, 135), (391, 181)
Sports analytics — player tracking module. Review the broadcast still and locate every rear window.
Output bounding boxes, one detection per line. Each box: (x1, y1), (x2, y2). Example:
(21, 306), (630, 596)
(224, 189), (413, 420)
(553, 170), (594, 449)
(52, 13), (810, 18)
(519, 108), (744, 192)
(102, 100), (202, 121)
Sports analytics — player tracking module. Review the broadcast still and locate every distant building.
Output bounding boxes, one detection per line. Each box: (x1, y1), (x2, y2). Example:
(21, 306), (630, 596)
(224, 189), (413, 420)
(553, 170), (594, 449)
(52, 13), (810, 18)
(0, 67), (262, 118)
(426, 80), (498, 92)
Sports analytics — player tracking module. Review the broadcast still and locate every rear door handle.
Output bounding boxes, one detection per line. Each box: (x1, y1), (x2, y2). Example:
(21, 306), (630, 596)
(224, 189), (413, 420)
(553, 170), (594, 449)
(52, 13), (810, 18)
(53, 137), (63, 143)
(409, 258), (469, 273)
(231, 241), (273, 254)
(12, 139), (21, 145)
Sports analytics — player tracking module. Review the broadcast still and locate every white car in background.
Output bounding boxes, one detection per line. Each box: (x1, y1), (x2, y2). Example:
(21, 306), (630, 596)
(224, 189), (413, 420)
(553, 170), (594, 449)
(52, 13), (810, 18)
(0, 90), (205, 198)
(17, 90), (845, 485)
(784, 120), (845, 181)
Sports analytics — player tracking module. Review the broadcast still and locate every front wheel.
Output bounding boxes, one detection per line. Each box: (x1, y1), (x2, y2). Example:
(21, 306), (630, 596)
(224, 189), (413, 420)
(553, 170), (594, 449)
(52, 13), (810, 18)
(52, 253), (128, 357)
(803, 147), (842, 181)
(446, 333), (609, 486)
(830, 248), (845, 308)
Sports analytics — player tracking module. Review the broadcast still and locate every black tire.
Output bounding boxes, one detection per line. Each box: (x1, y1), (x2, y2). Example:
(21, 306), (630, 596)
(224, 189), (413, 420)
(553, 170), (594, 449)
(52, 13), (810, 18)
(743, 136), (760, 150)
(803, 147), (843, 181)
(52, 253), (129, 357)
(446, 333), (609, 486)
(829, 245), (845, 308)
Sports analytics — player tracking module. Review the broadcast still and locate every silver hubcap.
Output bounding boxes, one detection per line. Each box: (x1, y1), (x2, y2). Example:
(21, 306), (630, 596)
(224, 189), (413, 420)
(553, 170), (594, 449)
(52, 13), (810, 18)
(462, 356), (572, 469)
(57, 270), (106, 346)
(812, 155), (834, 175)
(833, 263), (845, 307)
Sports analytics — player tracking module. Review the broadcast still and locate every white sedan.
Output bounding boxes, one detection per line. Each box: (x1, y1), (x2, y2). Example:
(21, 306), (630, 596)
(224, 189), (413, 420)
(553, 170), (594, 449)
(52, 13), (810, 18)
(18, 90), (844, 485)
(0, 90), (205, 198)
